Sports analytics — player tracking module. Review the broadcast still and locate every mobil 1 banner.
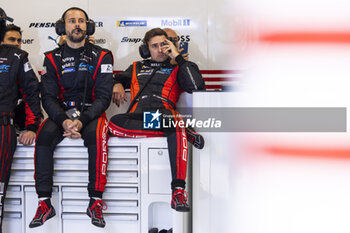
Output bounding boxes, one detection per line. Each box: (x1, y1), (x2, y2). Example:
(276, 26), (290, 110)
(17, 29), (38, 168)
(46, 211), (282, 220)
(142, 107), (346, 132)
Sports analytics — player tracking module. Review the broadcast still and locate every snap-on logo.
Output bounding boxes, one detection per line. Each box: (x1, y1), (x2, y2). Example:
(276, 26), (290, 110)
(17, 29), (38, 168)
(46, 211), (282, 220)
(121, 37), (142, 43)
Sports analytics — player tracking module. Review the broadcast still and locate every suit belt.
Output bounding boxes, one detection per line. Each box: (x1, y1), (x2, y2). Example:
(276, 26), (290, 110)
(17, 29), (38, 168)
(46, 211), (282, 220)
(136, 94), (176, 109)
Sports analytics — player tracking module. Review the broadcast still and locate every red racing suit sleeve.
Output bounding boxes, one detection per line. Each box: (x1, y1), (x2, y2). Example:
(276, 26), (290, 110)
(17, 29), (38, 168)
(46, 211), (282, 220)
(17, 53), (41, 132)
(78, 51), (113, 127)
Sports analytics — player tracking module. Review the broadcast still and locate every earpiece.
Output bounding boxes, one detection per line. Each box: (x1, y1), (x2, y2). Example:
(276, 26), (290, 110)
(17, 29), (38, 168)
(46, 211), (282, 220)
(139, 39), (150, 59)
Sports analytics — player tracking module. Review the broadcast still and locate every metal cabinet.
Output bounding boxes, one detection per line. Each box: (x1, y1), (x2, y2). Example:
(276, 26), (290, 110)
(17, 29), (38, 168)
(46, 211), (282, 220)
(3, 137), (187, 233)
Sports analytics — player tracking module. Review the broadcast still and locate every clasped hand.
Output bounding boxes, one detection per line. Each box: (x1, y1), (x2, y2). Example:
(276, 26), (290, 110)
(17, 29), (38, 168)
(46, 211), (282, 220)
(62, 119), (83, 139)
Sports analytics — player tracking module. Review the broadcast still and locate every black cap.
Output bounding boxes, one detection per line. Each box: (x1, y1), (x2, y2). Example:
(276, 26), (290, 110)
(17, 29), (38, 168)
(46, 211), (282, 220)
(0, 8), (13, 23)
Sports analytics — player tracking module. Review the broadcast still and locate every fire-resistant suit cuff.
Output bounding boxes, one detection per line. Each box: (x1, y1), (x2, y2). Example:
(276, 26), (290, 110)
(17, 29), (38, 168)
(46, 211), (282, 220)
(175, 55), (186, 66)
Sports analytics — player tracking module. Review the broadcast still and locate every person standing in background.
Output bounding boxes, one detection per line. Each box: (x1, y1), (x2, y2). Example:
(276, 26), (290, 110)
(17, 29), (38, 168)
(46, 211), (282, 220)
(163, 28), (189, 63)
(0, 8), (41, 233)
(0, 24), (38, 134)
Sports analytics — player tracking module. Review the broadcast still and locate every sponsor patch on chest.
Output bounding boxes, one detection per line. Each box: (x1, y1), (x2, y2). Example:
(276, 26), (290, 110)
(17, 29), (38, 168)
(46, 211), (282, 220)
(157, 68), (173, 74)
(101, 64), (113, 73)
(62, 67), (75, 74)
(137, 69), (153, 76)
(24, 62), (33, 72)
(0, 64), (10, 73)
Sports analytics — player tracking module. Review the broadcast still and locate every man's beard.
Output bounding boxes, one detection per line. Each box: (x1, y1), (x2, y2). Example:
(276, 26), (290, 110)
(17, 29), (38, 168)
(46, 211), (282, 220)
(67, 28), (86, 43)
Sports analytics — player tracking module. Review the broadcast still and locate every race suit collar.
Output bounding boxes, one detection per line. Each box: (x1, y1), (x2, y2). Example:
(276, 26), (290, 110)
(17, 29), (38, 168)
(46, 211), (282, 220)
(146, 58), (171, 67)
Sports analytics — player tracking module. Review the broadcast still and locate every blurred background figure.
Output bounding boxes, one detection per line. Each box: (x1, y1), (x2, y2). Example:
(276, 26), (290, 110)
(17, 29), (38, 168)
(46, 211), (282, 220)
(163, 28), (189, 63)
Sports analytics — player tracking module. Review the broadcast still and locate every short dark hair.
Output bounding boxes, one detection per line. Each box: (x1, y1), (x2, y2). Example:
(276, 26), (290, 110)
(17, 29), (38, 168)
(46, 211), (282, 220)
(0, 24), (21, 42)
(62, 7), (89, 21)
(143, 28), (168, 45)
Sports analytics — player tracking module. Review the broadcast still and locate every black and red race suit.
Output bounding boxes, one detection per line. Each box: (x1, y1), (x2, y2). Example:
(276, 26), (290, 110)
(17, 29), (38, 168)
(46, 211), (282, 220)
(0, 44), (41, 228)
(109, 55), (205, 189)
(35, 43), (113, 198)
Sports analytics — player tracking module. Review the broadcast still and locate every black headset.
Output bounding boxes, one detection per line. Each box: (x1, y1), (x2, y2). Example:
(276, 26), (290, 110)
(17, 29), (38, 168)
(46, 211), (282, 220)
(138, 39), (150, 59)
(55, 7), (95, 36)
(0, 8), (13, 42)
(139, 29), (174, 59)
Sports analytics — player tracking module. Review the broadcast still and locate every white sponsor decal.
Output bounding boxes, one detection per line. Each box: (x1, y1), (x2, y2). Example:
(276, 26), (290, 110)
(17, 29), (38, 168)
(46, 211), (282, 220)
(101, 122), (108, 175)
(14, 53), (21, 59)
(62, 57), (74, 62)
(101, 64), (113, 73)
(182, 130), (188, 161)
(24, 62), (33, 72)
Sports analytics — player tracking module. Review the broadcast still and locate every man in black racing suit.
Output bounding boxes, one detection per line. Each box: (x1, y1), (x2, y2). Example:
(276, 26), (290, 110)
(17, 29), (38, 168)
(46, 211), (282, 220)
(109, 28), (205, 212)
(0, 8), (41, 233)
(29, 7), (113, 228)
